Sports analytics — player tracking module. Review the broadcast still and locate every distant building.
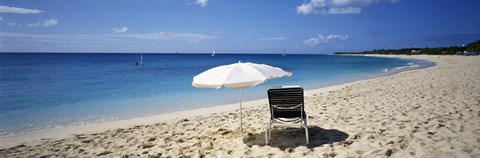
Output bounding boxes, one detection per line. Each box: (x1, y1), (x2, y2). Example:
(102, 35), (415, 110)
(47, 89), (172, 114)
(411, 50), (421, 54)
(457, 51), (479, 56)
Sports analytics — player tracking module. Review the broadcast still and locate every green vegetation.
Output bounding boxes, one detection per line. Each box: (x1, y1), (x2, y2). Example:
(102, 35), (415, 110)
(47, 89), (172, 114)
(466, 40), (480, 52)
(334, 40), (480, 55)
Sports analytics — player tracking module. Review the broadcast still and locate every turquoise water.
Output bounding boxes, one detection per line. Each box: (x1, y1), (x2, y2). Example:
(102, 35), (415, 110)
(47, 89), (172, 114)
(0, 53), (433, 136)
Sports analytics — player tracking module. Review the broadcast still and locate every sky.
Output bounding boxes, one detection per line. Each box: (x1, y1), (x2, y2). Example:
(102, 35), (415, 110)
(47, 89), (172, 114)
(0, 0), (479, 54)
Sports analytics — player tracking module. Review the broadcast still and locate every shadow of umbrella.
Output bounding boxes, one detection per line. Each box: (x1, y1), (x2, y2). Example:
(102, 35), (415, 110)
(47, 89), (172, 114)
(243, 126), (349, 150)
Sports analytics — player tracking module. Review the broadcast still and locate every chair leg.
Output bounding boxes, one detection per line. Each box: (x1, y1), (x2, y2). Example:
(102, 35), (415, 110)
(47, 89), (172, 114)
(265, 127), (269, 145)
(265, 125), (272, 145)
(304, 125), (309, 144)
(304, 116), (309, 144)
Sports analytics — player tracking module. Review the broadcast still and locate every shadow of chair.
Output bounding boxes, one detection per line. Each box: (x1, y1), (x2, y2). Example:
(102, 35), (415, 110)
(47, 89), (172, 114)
(243, 126), (349, 150)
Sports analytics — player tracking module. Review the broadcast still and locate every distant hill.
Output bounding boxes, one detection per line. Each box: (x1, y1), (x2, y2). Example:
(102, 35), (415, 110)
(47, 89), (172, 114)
(334, 40), (480, 55)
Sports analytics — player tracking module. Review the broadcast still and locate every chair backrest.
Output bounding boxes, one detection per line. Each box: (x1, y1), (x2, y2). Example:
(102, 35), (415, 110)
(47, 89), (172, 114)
(268, 86), (304, 119)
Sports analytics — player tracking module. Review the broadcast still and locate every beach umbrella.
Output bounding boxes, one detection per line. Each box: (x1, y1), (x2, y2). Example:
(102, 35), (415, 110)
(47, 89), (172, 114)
(192, 61), (292, 136)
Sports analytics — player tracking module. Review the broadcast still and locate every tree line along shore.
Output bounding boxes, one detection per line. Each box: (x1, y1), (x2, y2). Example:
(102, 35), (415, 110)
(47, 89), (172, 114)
(334, 40), (480, 55)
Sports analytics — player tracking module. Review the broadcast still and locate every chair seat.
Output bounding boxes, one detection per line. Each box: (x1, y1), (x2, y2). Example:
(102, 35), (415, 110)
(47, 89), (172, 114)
(273, 111), (306, 118)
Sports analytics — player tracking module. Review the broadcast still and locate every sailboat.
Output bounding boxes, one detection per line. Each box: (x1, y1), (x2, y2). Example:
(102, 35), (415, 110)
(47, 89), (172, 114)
(212, 48), (216, 56)
(282, 49), (287, 56)
(135, 53), (143, 66)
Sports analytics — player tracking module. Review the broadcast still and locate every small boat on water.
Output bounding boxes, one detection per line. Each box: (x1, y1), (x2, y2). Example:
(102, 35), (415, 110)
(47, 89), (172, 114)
(212, 48), (216, 56)
(135, 53), (143, 66)
(282, 49), (286, 56)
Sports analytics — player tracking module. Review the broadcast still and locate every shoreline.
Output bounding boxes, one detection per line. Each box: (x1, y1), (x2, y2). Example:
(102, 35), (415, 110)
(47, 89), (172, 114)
(0, 54), (442, 148)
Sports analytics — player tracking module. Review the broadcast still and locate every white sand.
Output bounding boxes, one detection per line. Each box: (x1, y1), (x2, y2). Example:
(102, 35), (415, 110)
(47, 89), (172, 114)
(1, 55), (479, 158)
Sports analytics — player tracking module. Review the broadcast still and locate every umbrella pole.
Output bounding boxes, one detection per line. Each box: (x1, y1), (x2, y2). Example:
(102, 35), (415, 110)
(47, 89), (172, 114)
(240, 88), (243, 137)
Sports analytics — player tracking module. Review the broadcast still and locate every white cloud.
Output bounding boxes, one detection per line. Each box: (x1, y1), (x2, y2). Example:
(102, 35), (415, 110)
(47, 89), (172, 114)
(331, 0), (374, 6)
(27, 19), (58, 27)
(112, 27), (128, 33)
(297, 3), (317, 15)
(256, 37), (291, 41)
(304, 34), (348, 46)
(186, 0), (208, 8)
(0, 31), (221, 44)
(297, 0), (397, 15)
(0, 5), (43, 14)
(0, 32), (126, 43)
(322, 7), (362, 14)
(196, 0), (208, 7)
(43, 19), (58, 26)
(297, 0), (327, 14)
(311, 0), (328, 7)
(7, 22), (18, 27)
(112, 31), (220, 41)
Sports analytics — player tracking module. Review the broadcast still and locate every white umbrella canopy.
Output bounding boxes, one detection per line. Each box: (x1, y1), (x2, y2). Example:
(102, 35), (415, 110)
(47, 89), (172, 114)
(192, 61), (292, 136)
(192, 62), (292, 89)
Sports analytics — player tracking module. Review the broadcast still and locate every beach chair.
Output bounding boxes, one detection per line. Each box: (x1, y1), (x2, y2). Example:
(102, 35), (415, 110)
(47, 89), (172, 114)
(265, 85), (309, 145)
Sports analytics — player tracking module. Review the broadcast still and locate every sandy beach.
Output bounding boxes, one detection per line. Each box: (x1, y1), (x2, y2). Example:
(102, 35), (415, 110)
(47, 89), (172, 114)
(1, 55), (479, 158)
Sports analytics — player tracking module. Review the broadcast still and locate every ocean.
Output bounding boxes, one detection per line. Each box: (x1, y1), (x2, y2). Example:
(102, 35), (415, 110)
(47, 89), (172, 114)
(0, 53), (434, 136)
